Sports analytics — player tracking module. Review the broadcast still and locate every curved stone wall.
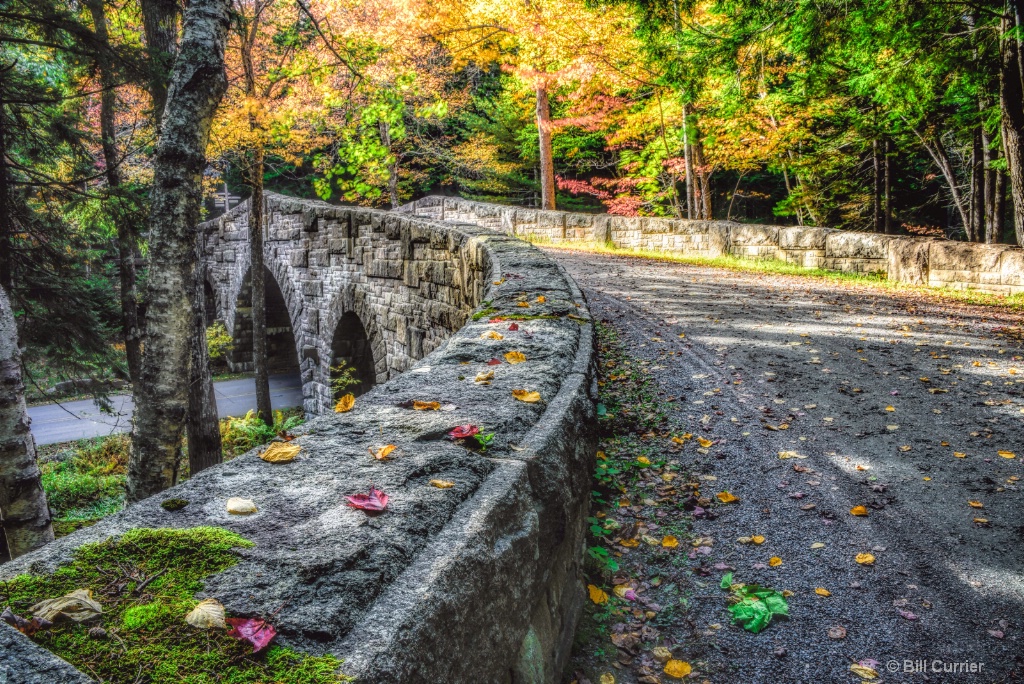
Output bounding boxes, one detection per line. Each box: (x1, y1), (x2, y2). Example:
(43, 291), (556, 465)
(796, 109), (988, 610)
(1, 203), (598, 684)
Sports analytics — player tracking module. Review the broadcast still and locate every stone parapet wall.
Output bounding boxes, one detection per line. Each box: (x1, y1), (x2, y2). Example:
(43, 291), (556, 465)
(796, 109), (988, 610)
(2, 201), (598, 684)
(405, 196), (1024, 295)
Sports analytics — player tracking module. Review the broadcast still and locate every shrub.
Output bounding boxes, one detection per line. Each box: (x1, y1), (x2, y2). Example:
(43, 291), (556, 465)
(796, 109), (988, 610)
(219, 409), (304, 459)
(206, 321), (234, 368)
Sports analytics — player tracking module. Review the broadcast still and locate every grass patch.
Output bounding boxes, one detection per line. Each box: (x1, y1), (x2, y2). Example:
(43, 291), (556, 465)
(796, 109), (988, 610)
(0, 527), (349, 683)
(536, 240), (1024, 311)
(38, 435), (130, 537)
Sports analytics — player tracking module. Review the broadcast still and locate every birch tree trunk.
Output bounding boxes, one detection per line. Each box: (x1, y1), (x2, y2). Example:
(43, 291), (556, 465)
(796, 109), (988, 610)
(140, 0), (180, 127)
(682, 104), (694, 220)
(248, 160), (273, 424)
(0, 286), (52, 559)
(127, 0), (231, 502)
(884, 138), (893, 234)
(536, 87), (556, 210)
(1000, 2), (1024, 246)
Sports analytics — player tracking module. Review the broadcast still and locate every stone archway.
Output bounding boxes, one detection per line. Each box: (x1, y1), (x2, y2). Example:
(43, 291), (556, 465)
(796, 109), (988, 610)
(229, 266), (301, 374)
(203, 279), (218, 327)
(328, 312), (377, 399)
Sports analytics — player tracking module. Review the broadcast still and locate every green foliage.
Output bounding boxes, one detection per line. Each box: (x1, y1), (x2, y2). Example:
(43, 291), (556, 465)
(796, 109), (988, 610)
(206, 322), (234, 363)
(219, 409), (305, 459)
(329, 361), (361, 398)
(0, 528), (350, 683)
(38, 435), (130, 533)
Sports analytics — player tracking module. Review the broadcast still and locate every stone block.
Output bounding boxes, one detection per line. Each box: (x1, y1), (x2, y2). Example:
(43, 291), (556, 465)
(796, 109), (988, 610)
(779, 226), (829, 250)
(999, 249), (1024, 286)
(730, 224), (779, 247)
(826, 231), (889, 260)
(887, 237), (933, 286)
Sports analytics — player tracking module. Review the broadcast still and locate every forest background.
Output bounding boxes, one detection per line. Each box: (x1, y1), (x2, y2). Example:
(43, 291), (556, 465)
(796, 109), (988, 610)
(4, 0), (1024, 555)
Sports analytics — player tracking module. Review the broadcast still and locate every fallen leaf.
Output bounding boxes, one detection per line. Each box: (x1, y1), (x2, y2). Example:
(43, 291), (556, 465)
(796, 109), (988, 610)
(448, 425), (480, 439)
(885, 405), (896, 412)
(620, 538), (640, 548)
(334, 394), (355, 413)
(850, 506), (869, 517)
(475, 370), (495, 384)
(504, 351), (527, 364)
(429, 479), (455, 489)
(413, 400), (441, 410)
(662, 535), (679, 548)
(954, 452), (967, 458)
(29, 589), (102, 624)
(651, 646), (673, 663)
(751, 535), (766, 545)
(482, 331), (504, 340)
(716, 491), (739, 503)
(697, 437), (714, 448)
(226, 498), (257, 515)
(226, 617), (277, 653)
(346, 488), (389, 511)
(855, 553), (875, 565)
(811, 542), (825, 549)
(768, 556), (782, 567)
(997, 450), (1016, 459)
(828, 625), (846, 639)
(898, 445), (912, 452)
(370, 444), (396, 461)
(517, 301), (530, 308)
(974, 517), (989, 524)
(1, 607), (51, 636)
(850, 663), (879, 679)
(815, 588), (831, 597)
(260, 442), (301, 463)
(485, 358), (502, 366)
(536, 295), (546, 303)
(663, 660), (692, 679)
(508, 323), (520, 331)
(599, 674), (615, 684)
(778, 450), (806, 459)
(588, 584), (608, 604)
(512, 389), (542, 403)
(186, 599), (226, 630)
(968, 501), (984, 508)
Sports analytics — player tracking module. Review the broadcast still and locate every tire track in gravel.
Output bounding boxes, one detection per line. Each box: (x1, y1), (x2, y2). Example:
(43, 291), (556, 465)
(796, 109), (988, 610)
(555, 249), (1023, 683)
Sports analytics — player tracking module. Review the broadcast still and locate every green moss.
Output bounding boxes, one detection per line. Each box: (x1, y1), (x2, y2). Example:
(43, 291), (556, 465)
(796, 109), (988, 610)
(160, 498), (189, 512)
(0, 528), (351, 683)
(471, 307), (499, 320)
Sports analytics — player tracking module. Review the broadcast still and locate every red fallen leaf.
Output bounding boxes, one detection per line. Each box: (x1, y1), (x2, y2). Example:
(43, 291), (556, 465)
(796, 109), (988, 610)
(346, 488), (389, 511)
(225, 617), (277, 653)
(448, 425), (480, 440)
(277, 431), (295, 442)
(485, 358), (502, 366)
(488, 316), (507, 323)
(508, 323), (520, 331)
(1, 607), (52, 636)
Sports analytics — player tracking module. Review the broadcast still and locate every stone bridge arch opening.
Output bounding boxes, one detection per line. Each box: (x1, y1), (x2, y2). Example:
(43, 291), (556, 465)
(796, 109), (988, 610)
(203, 279), (217, 327)
(329, 312), (376, 399)
(230, 266), (300, 375)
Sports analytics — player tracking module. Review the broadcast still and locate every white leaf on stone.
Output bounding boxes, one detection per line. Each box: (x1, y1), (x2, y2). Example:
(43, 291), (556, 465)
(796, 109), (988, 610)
(226, 497), (257, 515)
(186, 599), (226, 629)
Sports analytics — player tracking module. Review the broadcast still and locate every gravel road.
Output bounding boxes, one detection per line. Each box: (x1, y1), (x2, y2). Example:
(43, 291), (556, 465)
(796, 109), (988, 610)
(553, 248), (1023, 683)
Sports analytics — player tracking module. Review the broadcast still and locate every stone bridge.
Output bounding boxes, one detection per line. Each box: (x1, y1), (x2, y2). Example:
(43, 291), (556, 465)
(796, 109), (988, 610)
(2, 195), (598, 683)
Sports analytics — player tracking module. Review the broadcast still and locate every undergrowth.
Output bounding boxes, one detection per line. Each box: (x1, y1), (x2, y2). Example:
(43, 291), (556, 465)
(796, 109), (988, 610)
(220, 408), (304, 459)
(0, 527), (349, 683)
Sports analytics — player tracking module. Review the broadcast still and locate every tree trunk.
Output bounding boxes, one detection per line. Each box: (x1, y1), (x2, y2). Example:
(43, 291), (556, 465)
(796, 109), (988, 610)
(916, 131), (971, 234)
(682, 103), (694, 220)
(140, 0), (180, 127)
(982, 124), (996, 244)
(970, 127), (983, 241)
(0, 68), (13, 294)
(884, 138), (893, 234)
(995, 157), (1007, 242)
(378, 120), (400, 209)
(187, 233), (222, 476)
(873, 138), (883, 232)
(536, 86), (556, 210)
(86, 0), (142, 386)
(248, 158), (272, 424)
(0, 286), (52, 559)
(780, 160), (802, 225)
(1000, 2), (1024, 246)
(127, 0), (231, 502)
(692, 134), (712, 219)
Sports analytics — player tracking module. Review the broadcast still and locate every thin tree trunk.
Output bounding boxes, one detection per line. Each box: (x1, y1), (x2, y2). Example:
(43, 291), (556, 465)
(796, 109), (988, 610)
(86, 0), (142, 386)
(970, 127), (983, 241)
(1000, 2), (1024, 246)
(727, 173), (745, 221)
(0, 67), (13, 293)
(127, 0), (231, 502)
(914, 128), (971, 233)
(884, 138), (893, 234)
(657, 93), (682, 218)
(0, 286), (52, 559)
(187, 233), (221, 475)
(995, 152), (1007, 242)
(682, 103), (694, 220)
(780, 160), (802, 225)
(140, 0), (180, 127)
(982, 124), (996, 243)
(249, 159), (272, 424)
(379, 120), (399, 209)
(536, 86), (556, 210)
(692, 134), (712, 219)
(873, 138), (883, 232)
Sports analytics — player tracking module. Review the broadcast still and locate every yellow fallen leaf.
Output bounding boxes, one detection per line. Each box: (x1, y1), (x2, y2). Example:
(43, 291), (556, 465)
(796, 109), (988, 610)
(504, 351), (527, 364)
(596, 450), (607, 460)
(600, 674), (615, 684)
(671, 435), (686, 444)
(475, 370), (494, 384)
(663, 660), (692, 679)
(334, 393), (355, 413)
(810, 542), (825, 549)
(974, 517), (989, 524)
(535, 295), (546, 303)
(697, 437), (713, 448)
(751, 535), (765, 545)
(186, 598), (226, 629)
(768, 556), (782, 567)
(940, 441), (950, 446)
(260, 442), (300, 463)
(716, 491), (739, 503)
(637, 456), (651, 466)
(429, 479), (455, 489)
(492, 278), (505, 285)
(778, 450), (806, 459)
(850, 506), (869, 517)
(850, 664), (879, 679)
(517, 301), (530, 308)
(855, 553), (875, 565)
(885, 405), (895, 412)
(413, 400), (441, 410)
(370, 444), (396, 461)
(814, 588), (831, 597)
(481, 331), (504, 340)
(620, 538), (640, 548)
(954, 452), (967, 458)
(661, 535), (679, 548)
(612, 584), (633, 598)
(512, 389), (542, 403)
(968, 501), (984, 508)
(997, 450), (1016, 459)
(588, 584), (608, 605)
(898, 445), (912, 452)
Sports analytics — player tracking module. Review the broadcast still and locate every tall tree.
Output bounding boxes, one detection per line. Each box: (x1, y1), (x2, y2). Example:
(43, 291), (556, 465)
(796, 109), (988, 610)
(128, 0), (232, 501)
(1001, 0), (1024, 245)
(0, 286), (52, 559)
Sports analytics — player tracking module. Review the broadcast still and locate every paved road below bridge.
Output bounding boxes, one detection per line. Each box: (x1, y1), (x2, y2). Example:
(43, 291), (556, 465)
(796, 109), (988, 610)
(552, 248), (1023, 683)
(28, 373), (303, 446)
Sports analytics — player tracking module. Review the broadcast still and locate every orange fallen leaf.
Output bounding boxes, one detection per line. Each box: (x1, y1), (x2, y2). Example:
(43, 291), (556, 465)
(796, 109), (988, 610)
(716, 491), (739, 503)
(535, 295), (546, 303)
(697, 437), (714, 448)
(768, 556), (782, 567)
(517, 301), (530, 308)
(504, 351), (527, 364)
(751, 535), (765, 545)
(481, 331), (504, 340)
(661, 535), (679, 548)
(954, 452), (967, 458)
(512, 389), (541, 403)
(855, 553), (875, 565)
(968, 501), (984, 508)
(850, 506), (869, 517)
(413, 400), (441, 410)
(334, 394), (355, 413)
(370, 444), (396, 461)
(587, 584), (608, 604)
(815, 587), (831, 597)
